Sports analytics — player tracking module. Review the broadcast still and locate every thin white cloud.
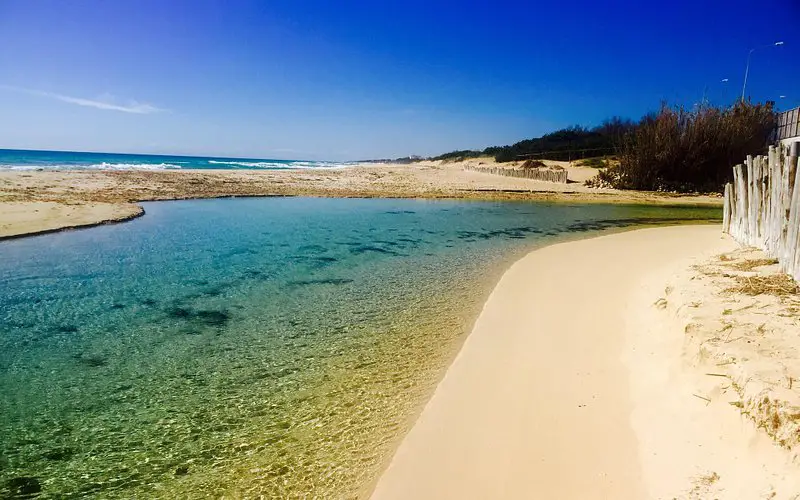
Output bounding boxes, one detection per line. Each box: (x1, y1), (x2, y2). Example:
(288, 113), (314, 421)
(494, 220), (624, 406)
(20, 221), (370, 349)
(0, 85), (166, 114)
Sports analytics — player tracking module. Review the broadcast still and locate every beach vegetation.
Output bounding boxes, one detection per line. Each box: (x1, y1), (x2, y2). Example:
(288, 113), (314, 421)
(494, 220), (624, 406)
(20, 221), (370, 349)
(519, 159), (547, 169)
(430, 150), (485, 162)
(577, 156), (615, 168)
(491, 119), (633, 162)
(594, 101), (776, 192)
(724, 274), (799, 296)
(430, 118), (634, 163)
(731, 258), (779, 272)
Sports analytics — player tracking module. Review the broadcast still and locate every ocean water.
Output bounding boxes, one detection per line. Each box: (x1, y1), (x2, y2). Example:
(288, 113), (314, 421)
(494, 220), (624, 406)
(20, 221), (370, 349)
(0, 198), (720, 498)
(0, 149), (353, 171)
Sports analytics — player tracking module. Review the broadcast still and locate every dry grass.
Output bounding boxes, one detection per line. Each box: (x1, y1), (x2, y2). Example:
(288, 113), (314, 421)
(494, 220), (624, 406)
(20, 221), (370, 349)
(725, 274), (799, 297)
(729, 258), (779, 272)
(519, 159), (546, 169)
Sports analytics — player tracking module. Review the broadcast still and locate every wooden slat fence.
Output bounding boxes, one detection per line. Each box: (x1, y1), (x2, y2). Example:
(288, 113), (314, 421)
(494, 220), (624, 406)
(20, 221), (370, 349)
(723, 142), (800, 281)
(464, 165), (568, 183)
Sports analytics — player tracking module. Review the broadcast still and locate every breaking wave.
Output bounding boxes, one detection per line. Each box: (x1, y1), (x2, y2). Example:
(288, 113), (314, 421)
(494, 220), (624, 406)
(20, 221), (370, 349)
(207, 160), (352, 169)
(3, 162), (183, 171)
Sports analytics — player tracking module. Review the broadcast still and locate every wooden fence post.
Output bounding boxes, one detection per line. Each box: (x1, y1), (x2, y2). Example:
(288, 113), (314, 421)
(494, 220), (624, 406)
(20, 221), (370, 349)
(465, 165), (569, 184)
(726, 144), (800, 281)
(734, 163), (748, 241)
(723, 183), (732, 233)
(785, 152), (800, 279)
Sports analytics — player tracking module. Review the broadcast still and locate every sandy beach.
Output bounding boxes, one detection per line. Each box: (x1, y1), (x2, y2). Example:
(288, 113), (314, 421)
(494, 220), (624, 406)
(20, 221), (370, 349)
(370, 225), (800, 499)
(3, 164), (797, 497)
(627, 243), (800, 498)
(0, 158), (721, 239)
(4, 160), (797, 499)
(0, 201), (143, 240)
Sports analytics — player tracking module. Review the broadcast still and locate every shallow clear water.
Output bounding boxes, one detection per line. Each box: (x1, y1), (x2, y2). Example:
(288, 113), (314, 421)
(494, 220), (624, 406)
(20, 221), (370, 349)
(0, 198), (719, 498)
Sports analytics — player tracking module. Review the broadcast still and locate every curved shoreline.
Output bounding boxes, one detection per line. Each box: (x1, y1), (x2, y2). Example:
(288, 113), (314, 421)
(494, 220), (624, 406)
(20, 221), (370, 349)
(0, 164), (722, 240)
(369, 225), (733, 499)
(0, 202), (145, 241)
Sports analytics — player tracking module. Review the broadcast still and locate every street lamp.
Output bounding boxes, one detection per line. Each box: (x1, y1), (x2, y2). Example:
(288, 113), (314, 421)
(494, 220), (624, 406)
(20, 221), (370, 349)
(741, 41), (785, 102)
(721, 78), (729, 105)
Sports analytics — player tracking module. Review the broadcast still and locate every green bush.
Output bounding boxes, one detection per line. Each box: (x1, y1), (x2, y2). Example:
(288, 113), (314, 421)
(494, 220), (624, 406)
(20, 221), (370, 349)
(577, 157), (612, 168)
(427, 118), (634, 164)
(489, 118), (634, 163)
(430, 150), (483, 162)
(492, 120), (633, 163)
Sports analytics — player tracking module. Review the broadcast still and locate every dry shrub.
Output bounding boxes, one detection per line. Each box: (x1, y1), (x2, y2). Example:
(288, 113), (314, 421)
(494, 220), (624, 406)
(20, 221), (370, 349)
(520, 159), (547, 169)
(599, 101), (776, 192)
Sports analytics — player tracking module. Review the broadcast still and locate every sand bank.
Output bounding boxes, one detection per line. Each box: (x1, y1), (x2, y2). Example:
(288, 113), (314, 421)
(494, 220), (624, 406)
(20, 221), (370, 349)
(371, 225), (799, 499)
(0, 201), (143, 239)
(0, 159), (720, 239)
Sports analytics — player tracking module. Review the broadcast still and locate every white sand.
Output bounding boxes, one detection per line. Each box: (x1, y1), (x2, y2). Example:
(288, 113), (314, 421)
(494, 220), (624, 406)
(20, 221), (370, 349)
(370, 225), (777, 499)
(627, 246), (800, 499)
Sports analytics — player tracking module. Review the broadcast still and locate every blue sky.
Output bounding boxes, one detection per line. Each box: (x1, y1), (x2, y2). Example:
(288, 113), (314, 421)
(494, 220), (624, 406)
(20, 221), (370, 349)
(0, 0), (798, 160)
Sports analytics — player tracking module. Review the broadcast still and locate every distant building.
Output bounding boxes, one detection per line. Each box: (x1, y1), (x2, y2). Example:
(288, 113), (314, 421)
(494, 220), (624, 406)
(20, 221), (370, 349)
(777, 106), (800, 147)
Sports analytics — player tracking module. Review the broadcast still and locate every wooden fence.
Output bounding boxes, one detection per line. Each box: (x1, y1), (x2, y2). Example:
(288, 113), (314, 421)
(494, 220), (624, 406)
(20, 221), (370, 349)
(723, 142), (800, 281)
(464, 165), (568, 183)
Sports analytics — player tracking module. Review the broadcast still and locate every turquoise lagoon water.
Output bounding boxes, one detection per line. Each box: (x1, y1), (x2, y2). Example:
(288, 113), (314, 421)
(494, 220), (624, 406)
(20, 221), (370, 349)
(0, 198), (720, 498)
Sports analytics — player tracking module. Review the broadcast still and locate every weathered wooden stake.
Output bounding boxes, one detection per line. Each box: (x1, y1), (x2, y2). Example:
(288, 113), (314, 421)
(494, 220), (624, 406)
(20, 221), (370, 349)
(724, 143), (800, 281)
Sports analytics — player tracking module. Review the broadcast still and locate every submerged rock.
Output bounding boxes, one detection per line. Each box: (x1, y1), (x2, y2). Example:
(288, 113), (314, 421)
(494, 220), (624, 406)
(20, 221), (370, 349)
(195, 310), (231, 327)
(4, 476), (42, 498)
(165, 305), (232, 329)
(287, 278), (354, 287)
(349, 245), (402, 256)
(42, 447), (75, 461)
(166, 307), (193, 319)
(72, 353), (108, 368)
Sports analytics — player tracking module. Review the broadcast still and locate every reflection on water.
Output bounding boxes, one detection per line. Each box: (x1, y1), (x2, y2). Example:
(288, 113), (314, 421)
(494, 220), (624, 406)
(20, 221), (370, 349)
(0, 198), (719, 498)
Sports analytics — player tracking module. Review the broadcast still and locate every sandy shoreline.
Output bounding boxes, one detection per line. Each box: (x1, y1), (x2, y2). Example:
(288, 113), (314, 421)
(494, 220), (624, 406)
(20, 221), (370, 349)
(370, 225), (799, 499)
(0, 201), (144, 241)
(626, 244), (800, 498)
(0, 159), (721, 239)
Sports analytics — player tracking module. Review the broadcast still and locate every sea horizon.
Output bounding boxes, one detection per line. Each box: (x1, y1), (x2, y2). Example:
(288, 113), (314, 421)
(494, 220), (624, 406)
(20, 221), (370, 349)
(0, 148), (358, 171)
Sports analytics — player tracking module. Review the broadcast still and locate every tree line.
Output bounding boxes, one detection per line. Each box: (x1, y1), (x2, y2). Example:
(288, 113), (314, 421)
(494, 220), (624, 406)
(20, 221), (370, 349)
(429, 102), (777, 193)
(431, 118), (634, 163)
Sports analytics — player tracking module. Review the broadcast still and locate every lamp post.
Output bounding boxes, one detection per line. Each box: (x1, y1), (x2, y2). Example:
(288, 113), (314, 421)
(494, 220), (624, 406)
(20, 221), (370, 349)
(721, 78), (729, 105)
(741, 41), (784, 102)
